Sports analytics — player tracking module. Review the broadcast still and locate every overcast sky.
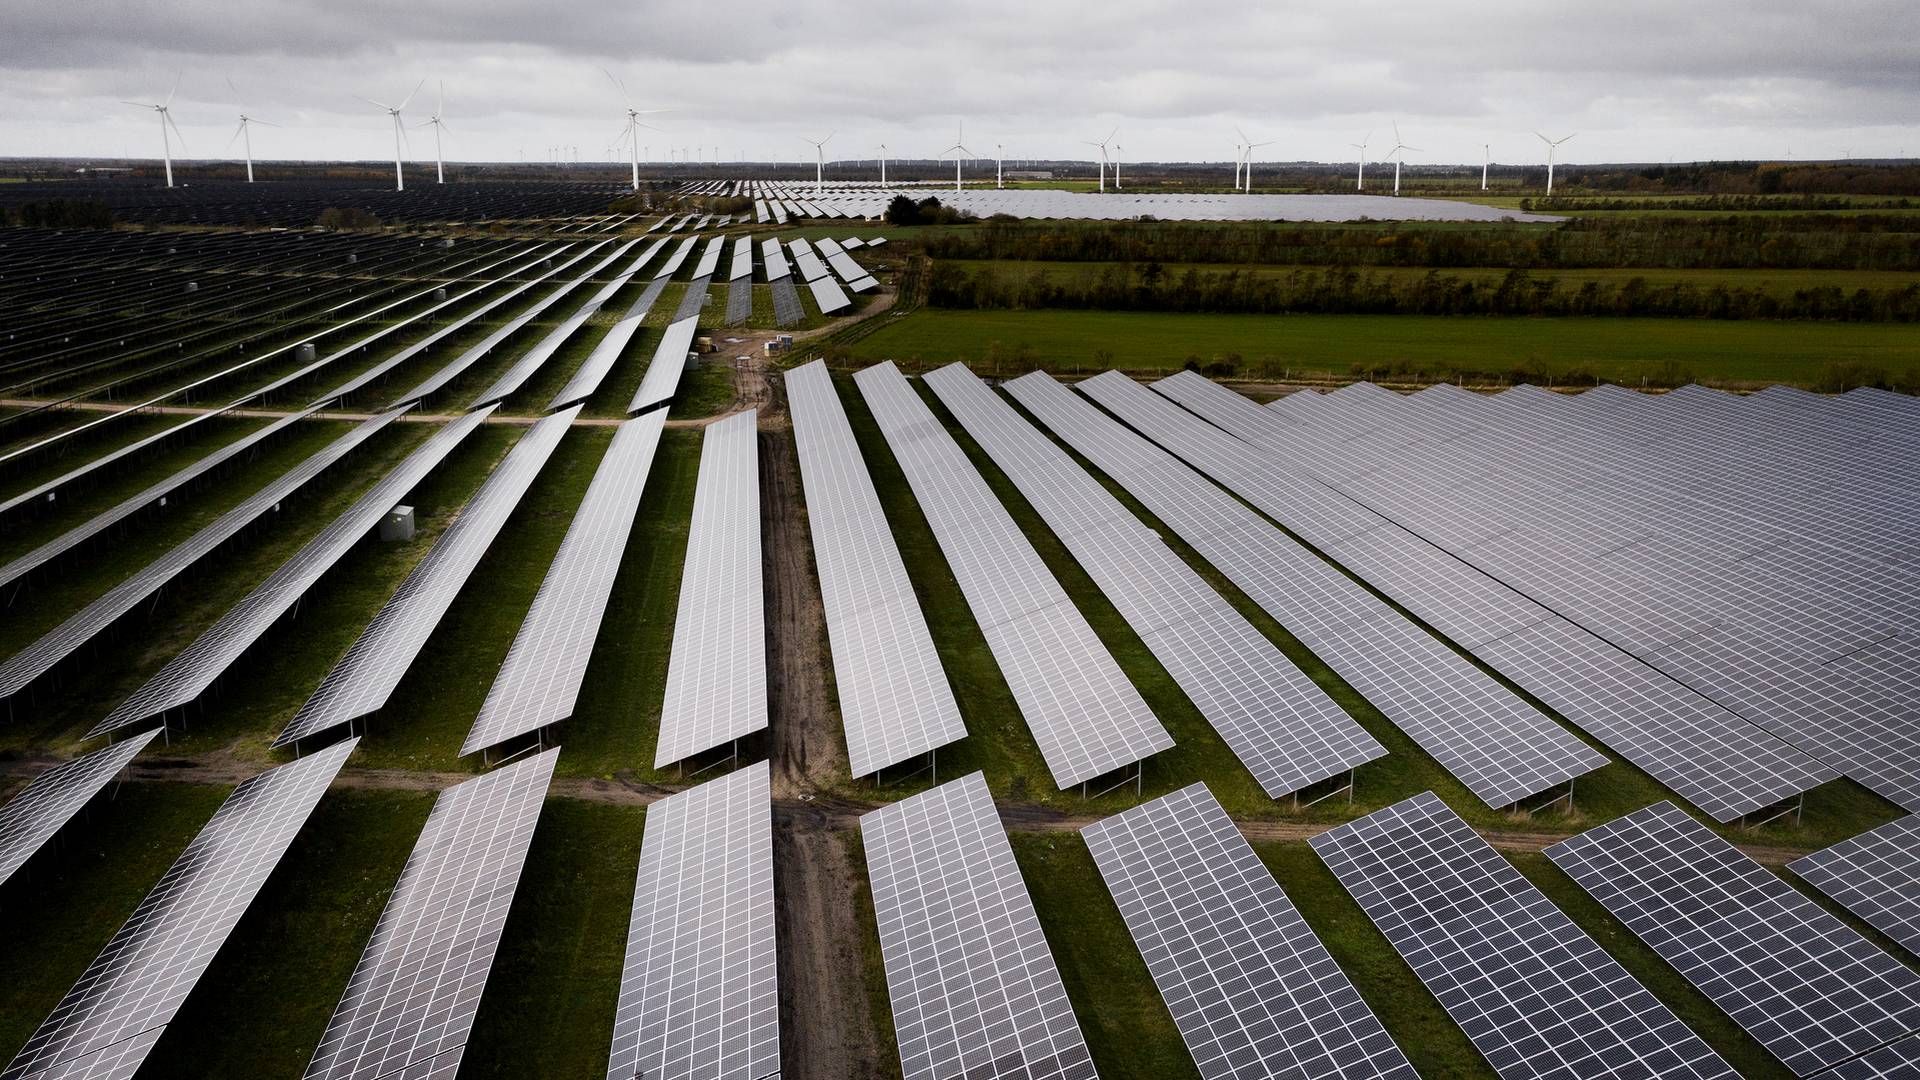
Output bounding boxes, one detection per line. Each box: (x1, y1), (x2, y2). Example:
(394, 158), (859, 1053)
(4, 0), (1916, 169)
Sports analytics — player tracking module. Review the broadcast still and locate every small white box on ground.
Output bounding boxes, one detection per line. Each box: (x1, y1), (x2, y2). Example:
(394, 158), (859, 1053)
(380, 505), (416, 542)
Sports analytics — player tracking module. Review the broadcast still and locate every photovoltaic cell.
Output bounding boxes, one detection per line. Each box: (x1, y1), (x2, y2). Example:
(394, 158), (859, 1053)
(1, 740), (358, 1080)
(861, 772), (1095, 1080)
(0, 407), (411, 703)
(924, 362), (1382, 799)
(94, 407), (497, 736)
(1544, 801), (1920, 1076)
(304, 747), (557, 1080)
(783, 360), (965, 777)
(1312, 792), (1736, 1080)
(1788, 814), (1920, 959)
(0, 729), (162, 888)
(607, 761), (777, 1080)
(654, 411), (765, 768)
(461, 411), (667, 756)
(855, 363), (1171, 789)
(277, 408), (580, 749)
(1083, 783), (1415, 1080)
(628, 316), (698, 415)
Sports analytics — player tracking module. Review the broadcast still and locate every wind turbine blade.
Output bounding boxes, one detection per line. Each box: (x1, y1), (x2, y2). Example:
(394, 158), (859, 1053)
(227, 121), (245, 151)
(253, 118), (281, 128)
(397, 78), (425, 112)
(165, 112), (189, 155)
(358, 96), (392, 111)
(602, 67), (631, 105)
(121, 101), (156, 109)
(226, 76), (242, 106)
(165, 73), (180, 109)
(437, 80), (445, 117)
(438, 118), (452, 135)
(1534, 131), (1550, 143)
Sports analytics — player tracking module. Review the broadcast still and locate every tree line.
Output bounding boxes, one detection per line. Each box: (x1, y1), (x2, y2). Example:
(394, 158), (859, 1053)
(920, 215), (1920, 272)
(927, 262), (1920, 322)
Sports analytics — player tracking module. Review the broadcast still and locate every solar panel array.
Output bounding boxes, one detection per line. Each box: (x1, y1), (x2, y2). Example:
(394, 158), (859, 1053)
(304, 747), (557, 1080)
(1089, 369), (1833, 822)
(277, 407), (580, 749)
(0, 406), (411, 702)
(548, 275), (672, 410)
(1151, 371), (1880, 818)
(812, 238), (878, 293)
(629, 316), (698, 415)
(924, 363), (1383, 799)
(783, 360), (965, 777)
(759, 238), (791, 280)
(805, 274), (852, 316)
(1083, 783), (1415, 1080)
(462, 411), (666, 756)
(654, 411), (766, 768)
(1544, 801), (1920, 1076)
(861, 772), (1096, 1080)
(1827, 1036), (1920, 1080)
(1012, 371), (1602, 809)
(655, 236), (698, 279)
(96, 407), (496, 735)
(854, 363), (1171, 789)
(692, 236), (726, 280)
(1311, 792), (1736, 1080)
(467, 238), (665, 406)
(607, 761), (777, 1080)
(0, 729), (161, 888)
(2, 739), (357, 1080)
(1789, 814), (1920, 959)
(727, 237), (754, 281)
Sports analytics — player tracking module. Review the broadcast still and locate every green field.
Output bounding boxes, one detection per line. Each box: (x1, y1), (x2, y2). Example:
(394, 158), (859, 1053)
(847, 308), (1920, 386)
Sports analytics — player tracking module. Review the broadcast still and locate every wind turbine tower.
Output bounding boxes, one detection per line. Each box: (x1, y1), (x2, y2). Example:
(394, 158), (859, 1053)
(362, 80), (424, 192)
(417, 82), (451, 184)
(1534, 131), (1575, 195)
(802, 132), (834, 194)
(1082, 128), (1115, 192)
(996, 143), (1004, 189)
(224, 78), (277, 184)
(1242, 135), (1276, 191)
(877, 143), (888, 186)
(1351, 131), (1371, 191)
(1387, 123), (1421, 196)
(123, 77), (186, 188)
(941, 122), (974, 193)
(1481, 143), (1490, 191)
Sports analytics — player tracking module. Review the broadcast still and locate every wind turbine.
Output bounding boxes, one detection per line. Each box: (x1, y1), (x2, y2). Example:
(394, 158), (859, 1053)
(876, 143), (888, 186)
(361, 80), (423, 191)
(801, 132), (834, 194)
(604, 69), (667, 191)
(1112, 143), (1123, 189)
(940, 122), (973, 193)
(996, 143), (1004, 189)
(415, 81), (451, 184)
(1481, 143), (1490, 190)
(1350, 131), (1372, 191)
(123, 76), (186, 188)
(1534, 131), (1575, 195)
(1386, 123), (1420, 195)
(1232, 127), (1248, 191)
(224, 78), (276, 184)
(1242, 134), (1277, 191)
(1082, 128), (1115, 192)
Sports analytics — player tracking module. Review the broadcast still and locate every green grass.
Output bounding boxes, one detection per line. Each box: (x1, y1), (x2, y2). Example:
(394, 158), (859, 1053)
(0, 782), (230, 1064)
(141, 788), (435, 1079)
(461, 797), (644, 1079)
(673, 359), (738, 419)
(848, 309), (1920, 387)
(1012, 834), (1198, 1079)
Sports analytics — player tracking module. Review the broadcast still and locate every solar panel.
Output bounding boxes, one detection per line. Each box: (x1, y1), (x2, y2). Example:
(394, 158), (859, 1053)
(1826, 1036), (1920, 1080)
(462, 411), (666, 757)
(1788, 814), (1920, 959)
(759, 238), (791, 280)
(812, 238), (879, 293)
(654, 411), (765, 768)
(854, 363), (1171, 790)
(0, 406), (412, 704)
(655, 236), (699, 279)
(805, 274), (851, 316)
(1089, 370), (1830, 822)
(607, 761), (777, 1080)
(1543, 801), (1920, 1076)
(463, 238), (666, 406)
(924, 363), (1383, 799)
(860, 772), (1096, 1080)
(692, 236), (726, 280)
(768, 280), (804, 328)
(546, 276), (671, 410)
(0, 729), (162, 889)
(94, 407), (497, 736)
(728, 237), (754, 281)
(1311, 792), (1737, 1080)
(783, 360), (965, 777)
(277, 407), (580, 749)
(1, 739), (357, 1080)
(1083, 783), (1415, 1080)
(1013, 372), (1599, 809)
(304, 747), (556, 1080)
(628, 316), (698, 415)
(786, 240), (829, 283)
